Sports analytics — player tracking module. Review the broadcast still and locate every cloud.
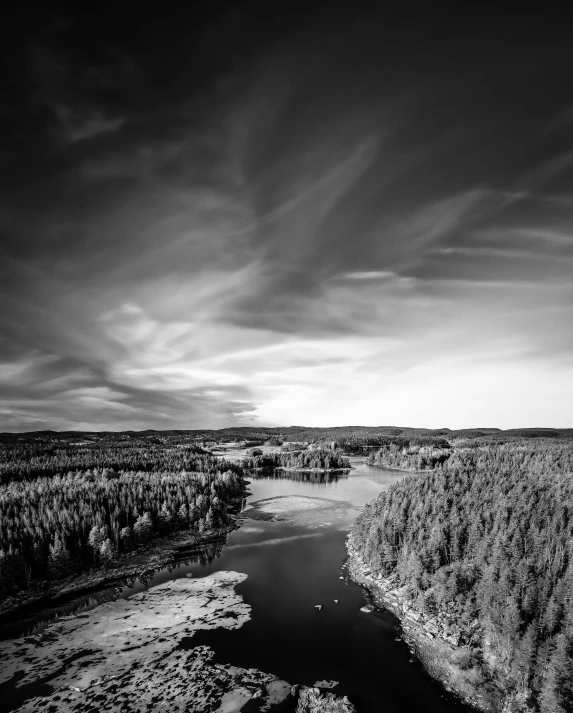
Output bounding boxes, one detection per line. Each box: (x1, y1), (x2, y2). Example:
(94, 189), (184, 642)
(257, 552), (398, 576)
(0, 7), (572, 430)
(344, 271), (398, 280)
(54, 106), (126, 143)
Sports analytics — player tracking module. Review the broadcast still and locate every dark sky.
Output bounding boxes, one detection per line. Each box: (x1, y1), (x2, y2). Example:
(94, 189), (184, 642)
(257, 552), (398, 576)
(1, 3), (572, 430)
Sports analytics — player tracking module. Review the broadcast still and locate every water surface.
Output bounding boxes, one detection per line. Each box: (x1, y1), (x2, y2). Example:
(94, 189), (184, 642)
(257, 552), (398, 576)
(2, 458), (472, 713)
(121, 458), (470, 713)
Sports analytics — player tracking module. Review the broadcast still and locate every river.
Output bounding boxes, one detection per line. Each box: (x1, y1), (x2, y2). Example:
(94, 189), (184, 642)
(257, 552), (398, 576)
(1, 456), (473, 713)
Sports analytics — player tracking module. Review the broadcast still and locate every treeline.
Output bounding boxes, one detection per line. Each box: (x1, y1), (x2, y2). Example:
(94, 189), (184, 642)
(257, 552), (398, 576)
(337, 435), (451, 455)
(0, 467), (245, 600)
(0, 440), (241, 484)
(5, 427), (570, 452)
(367, 437), (573, 473)
(368, 443), (452, 470)
(243, 448), (351, 471)
(351, 440), (573, 712)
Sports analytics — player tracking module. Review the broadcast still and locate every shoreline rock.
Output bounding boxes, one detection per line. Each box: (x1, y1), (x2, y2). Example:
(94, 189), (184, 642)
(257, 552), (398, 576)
(0, 523), (238, 621)
(345, 535), (491, 713)
(13, 645), (294, 713)
(1, 566), (357, 713)
(365, 463), (425, 473)
(295, 686), (355, 713)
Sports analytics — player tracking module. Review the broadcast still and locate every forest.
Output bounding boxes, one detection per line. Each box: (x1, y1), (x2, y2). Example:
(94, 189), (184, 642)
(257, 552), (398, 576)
(367, 441), (453, 470)
(367, 435), (573, 473)
(242, 448), (351, 471)
(335, 434), (451, 455)
(0, 434), (243, 484)
(351, 438), (573, 713)
(0, 434), (246, 602)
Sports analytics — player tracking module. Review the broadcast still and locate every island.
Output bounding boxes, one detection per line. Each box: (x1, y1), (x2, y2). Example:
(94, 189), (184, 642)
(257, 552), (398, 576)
(241, 447), (351, 473)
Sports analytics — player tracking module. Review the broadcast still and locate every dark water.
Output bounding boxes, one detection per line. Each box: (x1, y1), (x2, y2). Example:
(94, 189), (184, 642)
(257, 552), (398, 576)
(2, 459), (473, 713)
(119, 459), (471, 713)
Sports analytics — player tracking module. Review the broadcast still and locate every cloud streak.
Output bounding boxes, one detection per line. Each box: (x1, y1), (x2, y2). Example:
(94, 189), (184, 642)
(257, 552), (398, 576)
(0, 6), (571, 430)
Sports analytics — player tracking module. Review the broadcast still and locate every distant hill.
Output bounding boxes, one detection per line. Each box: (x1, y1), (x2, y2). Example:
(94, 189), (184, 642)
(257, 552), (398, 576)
(1, 426), (571, 445)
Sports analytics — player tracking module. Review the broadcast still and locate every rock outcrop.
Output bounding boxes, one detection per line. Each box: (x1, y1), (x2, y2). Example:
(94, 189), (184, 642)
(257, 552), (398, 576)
(1, 571), (251, 695)
(14, 645), (293, 713)
(346, 535), (492, 712)
(294, 686), (356, 713)
(3, 569), (358, 713)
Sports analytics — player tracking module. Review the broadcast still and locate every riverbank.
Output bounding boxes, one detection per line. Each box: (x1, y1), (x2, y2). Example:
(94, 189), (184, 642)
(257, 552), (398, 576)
(345, 535), (492, 713)
(277, 466), (351, 473)
(9, 646), (356, 713)
(365, 462), (424, 473)
(1, 565), (356, 713)
(0, 522), (238, 621)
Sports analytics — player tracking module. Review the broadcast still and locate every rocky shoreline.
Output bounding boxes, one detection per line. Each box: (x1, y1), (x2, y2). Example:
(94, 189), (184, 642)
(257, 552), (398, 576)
(11, 646), (356, 713)
(364, 462), (424, 473)
(1, 566), (356, 713)
(345, 535), (491, 713)
(0, 523), (238, 621)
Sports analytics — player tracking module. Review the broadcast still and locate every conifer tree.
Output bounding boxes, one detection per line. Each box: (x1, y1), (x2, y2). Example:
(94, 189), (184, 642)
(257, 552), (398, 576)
(88, 525), (107, 564)
(47, 534), (73, 580)
(119, 526), (134, 550)
(99, 539), (115, 565)
(133, 513), (153, 543)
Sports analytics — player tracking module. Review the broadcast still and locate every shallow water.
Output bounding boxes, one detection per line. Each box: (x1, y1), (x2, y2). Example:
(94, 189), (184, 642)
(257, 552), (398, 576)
(2, 459), (472, 712)
(120, 459), (470, 713)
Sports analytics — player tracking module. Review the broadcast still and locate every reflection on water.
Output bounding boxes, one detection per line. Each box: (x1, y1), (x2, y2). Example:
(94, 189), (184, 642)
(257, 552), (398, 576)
(0, 540), (226, 641)
(1, 459), (471, 713)
(248, 470), (347, 484)
(121, 460), (469, 713)
(0, 589), (120, 641)
(245, 458), (406, 513)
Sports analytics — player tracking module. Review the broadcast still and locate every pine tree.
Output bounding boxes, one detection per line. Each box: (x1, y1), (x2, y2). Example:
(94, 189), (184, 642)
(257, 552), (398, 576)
(119, 526), (134, 551)
(47, 534), (73, 580)
(99, 539), (115, 565)
(540, 634), (573, 713)
(133, 513), (153, 543)
(156, 504), (173, 535)
(88, 525), (107, 562)
(177, 504), (189, 530)
(514, 622), (537, 689)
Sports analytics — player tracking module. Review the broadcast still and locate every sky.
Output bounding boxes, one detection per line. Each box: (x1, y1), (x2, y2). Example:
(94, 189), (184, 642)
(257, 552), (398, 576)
(0, 3), (572, 431)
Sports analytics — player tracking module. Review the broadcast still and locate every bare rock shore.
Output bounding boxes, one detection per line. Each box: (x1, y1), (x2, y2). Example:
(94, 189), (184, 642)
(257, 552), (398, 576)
(0, 524), (236, 619)
(13, 655), (355, 713)
(346, 535), (489, 713)
(294, 686), (355, 713)
(2, 569), (355, 713)
(12, 658), (356, 713)
(14, 645), (290, 713)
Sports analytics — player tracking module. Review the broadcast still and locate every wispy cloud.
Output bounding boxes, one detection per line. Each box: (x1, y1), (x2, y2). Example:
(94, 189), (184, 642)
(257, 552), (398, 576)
(0, 7), (571, 430)
(54, 106), (126, 143)
(343, 271), (398, 280)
